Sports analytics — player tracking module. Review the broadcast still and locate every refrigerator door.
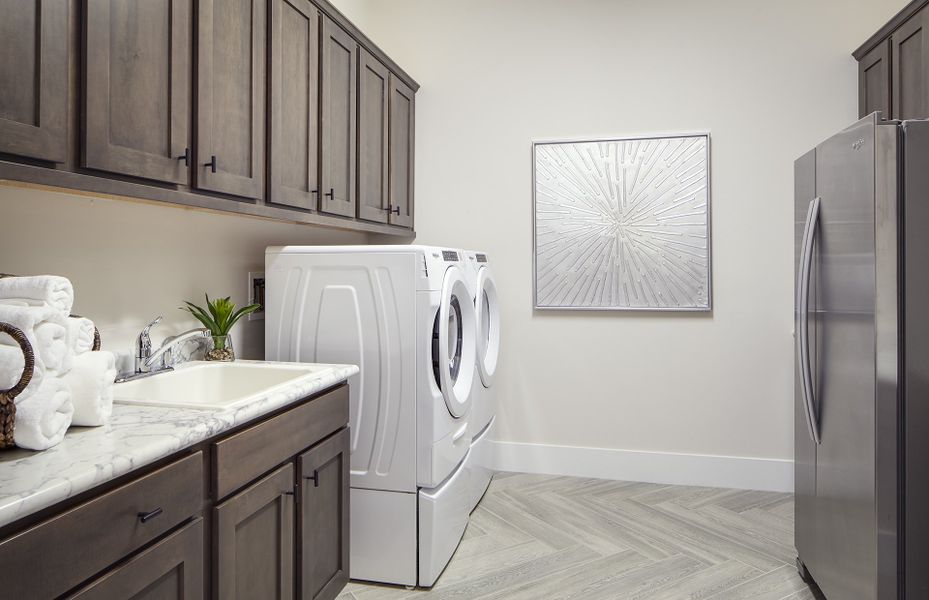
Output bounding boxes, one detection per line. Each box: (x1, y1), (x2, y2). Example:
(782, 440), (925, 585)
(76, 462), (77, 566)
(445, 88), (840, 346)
(805, 114), (879, 600)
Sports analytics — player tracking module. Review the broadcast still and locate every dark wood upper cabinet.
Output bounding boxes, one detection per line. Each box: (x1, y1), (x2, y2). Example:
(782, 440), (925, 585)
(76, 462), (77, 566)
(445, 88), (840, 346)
(320, 16), (357, 217)
(196, 0), (267, 200)
(858, 41), (891, 119)
(389, 75), (415, 228)
(0, 0), (68, 163)
(83, 0), (192, 184)
(357, 49), (390, 223)
(269, 0), (320, 210)
(215, 463), (295, 600)
(298, 429), (350, 600)
(67, 518), (204, 600)
(892, 5), (929, 120)
(856, 1), (929, 120)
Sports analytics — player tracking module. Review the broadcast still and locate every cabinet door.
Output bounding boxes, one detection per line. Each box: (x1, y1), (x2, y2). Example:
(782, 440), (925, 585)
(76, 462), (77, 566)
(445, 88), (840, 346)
(357, 49), (389, 223)
(67, 518), (204, 599)
(215, 463), (295, 600)
(858, 40), (891, 119)
(892, 6), (929, 120)
(269, 0), (320, 210)
(196, 0), (266, 199)
(388, 76), (415, 228)
(320, 16), (357, 217)
(298, 429), (349, 600)
(83, 0), (191, 183)
(0, 0), (68, 162)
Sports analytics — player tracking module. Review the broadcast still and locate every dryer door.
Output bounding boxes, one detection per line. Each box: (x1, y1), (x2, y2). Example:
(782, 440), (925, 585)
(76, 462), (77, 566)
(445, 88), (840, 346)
(475, 266), (500, 387)
(433, 265), (476, 418)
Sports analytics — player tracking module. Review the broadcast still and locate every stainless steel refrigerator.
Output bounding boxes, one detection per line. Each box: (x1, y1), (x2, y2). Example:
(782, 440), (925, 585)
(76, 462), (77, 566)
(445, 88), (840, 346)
(795, 113), (929, 599)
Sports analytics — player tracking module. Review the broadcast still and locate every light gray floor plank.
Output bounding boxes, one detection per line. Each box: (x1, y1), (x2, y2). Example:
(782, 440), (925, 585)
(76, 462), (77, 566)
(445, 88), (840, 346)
(348, 474), (816, 599)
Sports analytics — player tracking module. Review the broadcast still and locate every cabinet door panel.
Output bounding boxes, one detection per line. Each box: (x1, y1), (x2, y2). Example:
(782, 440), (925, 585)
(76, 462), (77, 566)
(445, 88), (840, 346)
(215, 463), (294, 600)
(299, 429), (350, 600)
(0, 0), (68, 162)
(320, 17), (357, 217)
(858, 40), (890, 119)
(67, 518), (204, 600)
(358, 50), (389, 223)
(389, 76), (414, 228)
(269, 0), (320, 210)
(196, 0), (266, 199)
(84, 0), (191, 183)
(893, 6), (929, 120)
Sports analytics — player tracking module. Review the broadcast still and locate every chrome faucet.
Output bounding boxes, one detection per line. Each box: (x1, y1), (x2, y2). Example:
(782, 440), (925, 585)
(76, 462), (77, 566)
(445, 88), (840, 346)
(122, 316), (210, 381)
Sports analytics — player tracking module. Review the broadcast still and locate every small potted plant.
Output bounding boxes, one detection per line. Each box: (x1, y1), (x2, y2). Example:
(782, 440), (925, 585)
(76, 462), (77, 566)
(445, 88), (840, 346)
(181, 294), (260, 361)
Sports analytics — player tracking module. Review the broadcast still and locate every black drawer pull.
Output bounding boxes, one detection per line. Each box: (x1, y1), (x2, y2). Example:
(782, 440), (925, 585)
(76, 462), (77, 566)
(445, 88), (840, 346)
(284, 490), (295, 496)
(205, 155), (217, 173)
(305, 470), (320, 487)
(177, 147), (190, 166)
(384, 205), (400, 215)
(137, 507), (163, 523)
(324, 188), (334, 199)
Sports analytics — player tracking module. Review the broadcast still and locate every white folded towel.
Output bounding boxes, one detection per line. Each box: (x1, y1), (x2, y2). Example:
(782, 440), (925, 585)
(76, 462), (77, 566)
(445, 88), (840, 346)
(14, 377), (73, 451)
(63, 351), (116, 427)
(0, 276), (74, 315)
(0, 344), (44, 402)
(66, 316), (96, 355)
(0, 304), (70, 375)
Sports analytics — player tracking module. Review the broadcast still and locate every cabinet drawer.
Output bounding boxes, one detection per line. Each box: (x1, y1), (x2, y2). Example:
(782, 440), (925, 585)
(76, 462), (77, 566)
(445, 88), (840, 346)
(0, 451), (203, 599)
(213, 384), (349, 499)
(66, 517), (204, 599)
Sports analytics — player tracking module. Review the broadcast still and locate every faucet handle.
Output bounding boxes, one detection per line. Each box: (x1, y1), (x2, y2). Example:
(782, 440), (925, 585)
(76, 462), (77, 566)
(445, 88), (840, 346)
(137, 316), (163, 359)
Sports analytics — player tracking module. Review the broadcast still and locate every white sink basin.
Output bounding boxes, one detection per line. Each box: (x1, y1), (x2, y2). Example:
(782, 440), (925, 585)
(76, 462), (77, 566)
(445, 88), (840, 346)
(114, 361), (337, 410)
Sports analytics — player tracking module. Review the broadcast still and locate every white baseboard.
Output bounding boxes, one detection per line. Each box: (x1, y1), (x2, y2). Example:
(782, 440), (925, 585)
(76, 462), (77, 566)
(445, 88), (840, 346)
(491, 441), (794, 493)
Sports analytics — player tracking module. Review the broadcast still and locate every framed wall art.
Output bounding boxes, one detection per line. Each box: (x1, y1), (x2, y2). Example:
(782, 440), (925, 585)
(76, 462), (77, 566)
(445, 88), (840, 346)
(532, 133), (711, 311)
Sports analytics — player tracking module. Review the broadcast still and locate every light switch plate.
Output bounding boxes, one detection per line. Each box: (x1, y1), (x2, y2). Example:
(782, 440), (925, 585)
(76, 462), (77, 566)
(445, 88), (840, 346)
(248, 271), (265, 321)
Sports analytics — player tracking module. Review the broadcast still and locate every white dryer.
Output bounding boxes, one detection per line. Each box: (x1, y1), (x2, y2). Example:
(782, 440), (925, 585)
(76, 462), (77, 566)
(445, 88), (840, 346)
(460, 250), (501, 512)
(265, 245), (476, 587)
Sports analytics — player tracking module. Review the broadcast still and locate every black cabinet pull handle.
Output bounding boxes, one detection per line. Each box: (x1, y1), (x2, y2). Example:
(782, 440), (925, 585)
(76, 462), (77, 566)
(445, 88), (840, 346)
(137, 507), (163, 523)
(384, 205), (400, 215)
(311, 189), (319, 195)
(177, 147), (190, 166)
(284, 490), (295, 496)
(305, 470), (320, 487)
(324, 188), (334, 198)
(205, 155), (217, 173)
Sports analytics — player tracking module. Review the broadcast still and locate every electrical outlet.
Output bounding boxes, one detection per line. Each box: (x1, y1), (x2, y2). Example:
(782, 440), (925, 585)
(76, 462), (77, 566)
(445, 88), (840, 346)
(248, 271), (265, 321)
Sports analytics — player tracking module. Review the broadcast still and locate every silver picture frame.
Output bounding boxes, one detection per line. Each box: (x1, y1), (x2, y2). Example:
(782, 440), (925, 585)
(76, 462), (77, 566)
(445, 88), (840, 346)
(532, 132), (712, 311)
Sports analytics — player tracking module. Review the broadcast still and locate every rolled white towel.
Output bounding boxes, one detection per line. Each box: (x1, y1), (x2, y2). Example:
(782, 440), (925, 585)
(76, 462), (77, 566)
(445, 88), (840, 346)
(63, 351), (116, 427)
(66, 316), (96, 355)
(0, 304), (70, 375)
(0, 276), (74, 315)
(0, 344), (45, 402)
(14, 377), (73, 451)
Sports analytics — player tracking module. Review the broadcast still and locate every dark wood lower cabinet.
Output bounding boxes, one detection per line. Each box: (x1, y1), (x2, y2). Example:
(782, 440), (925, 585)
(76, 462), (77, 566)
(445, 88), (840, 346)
(0, 385), (350, 600)
(215, 463), (296, 599)
(299, 429), (350, 600)
(67, 519), (204, 600)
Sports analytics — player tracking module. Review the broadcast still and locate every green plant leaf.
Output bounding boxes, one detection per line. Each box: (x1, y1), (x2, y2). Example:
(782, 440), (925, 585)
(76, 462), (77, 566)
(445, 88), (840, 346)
(181, 294), (256, 336)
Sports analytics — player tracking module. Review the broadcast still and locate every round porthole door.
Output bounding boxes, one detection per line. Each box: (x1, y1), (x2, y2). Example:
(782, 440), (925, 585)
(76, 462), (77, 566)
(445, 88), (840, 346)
(432, 265), (476, 418)
(475, 267), (500, 387)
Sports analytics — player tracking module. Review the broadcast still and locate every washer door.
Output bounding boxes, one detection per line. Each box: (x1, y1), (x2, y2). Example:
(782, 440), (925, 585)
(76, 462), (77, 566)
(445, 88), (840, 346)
(475, 267), (500, 387)
(432, 265), (475, 418)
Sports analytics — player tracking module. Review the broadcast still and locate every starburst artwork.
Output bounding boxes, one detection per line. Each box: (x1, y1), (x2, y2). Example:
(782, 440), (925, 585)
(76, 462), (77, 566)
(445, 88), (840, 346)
(533, 134), (711, 311)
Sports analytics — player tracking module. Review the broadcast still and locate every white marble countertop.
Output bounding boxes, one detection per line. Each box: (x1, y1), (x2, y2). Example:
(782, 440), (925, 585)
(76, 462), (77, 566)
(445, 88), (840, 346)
(0, 361), (358, 529)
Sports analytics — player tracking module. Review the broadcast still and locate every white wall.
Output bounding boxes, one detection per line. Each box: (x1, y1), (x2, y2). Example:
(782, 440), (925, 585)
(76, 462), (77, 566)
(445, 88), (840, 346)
(0, 185), (373, 361)
(331, 0), (906, 487)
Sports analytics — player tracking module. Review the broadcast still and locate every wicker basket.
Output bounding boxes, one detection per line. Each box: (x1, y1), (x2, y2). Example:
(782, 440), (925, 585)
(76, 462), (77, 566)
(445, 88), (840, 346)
(0, 322), (34, 450)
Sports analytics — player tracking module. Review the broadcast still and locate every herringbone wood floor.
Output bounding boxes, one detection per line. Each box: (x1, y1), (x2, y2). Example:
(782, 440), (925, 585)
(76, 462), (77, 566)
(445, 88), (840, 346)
(341, 472), (821, 600)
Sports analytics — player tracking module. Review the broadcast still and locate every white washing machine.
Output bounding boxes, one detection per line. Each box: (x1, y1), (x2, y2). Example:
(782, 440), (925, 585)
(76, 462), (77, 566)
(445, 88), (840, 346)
(265, 245), (476, 587)
(460, 250), (501, 513)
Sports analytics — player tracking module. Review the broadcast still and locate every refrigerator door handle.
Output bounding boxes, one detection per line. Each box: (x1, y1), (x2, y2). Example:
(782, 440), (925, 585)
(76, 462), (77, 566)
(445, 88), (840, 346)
(797, 196), (821, 444)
